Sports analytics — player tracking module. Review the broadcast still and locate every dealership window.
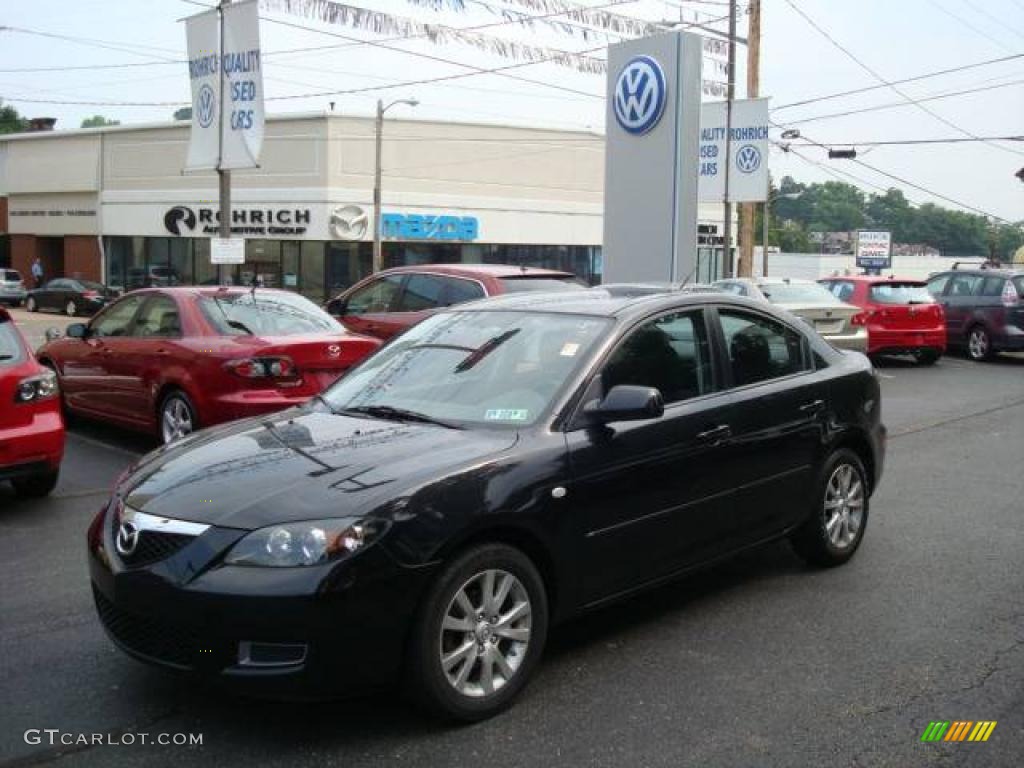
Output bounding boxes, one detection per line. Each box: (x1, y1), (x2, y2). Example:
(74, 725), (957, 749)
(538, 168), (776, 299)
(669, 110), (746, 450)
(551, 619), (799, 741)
(299, 241), (325, 301)
(326, 241), (371, 296)
(0, 235), (9, 269)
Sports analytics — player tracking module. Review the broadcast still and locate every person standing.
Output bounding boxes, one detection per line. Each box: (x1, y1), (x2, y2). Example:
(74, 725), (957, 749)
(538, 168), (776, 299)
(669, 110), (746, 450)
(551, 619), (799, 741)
(31, 257), (44, 289)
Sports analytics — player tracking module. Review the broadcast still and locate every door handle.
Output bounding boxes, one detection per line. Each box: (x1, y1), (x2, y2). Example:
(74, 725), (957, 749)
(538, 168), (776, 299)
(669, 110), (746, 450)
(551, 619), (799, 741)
(696, 424), (732, 443)
(800, 399), (825, 414)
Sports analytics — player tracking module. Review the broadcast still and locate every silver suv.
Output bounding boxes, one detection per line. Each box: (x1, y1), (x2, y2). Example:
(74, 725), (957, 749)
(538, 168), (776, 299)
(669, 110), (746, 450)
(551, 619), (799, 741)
(0, 270), (27, 307)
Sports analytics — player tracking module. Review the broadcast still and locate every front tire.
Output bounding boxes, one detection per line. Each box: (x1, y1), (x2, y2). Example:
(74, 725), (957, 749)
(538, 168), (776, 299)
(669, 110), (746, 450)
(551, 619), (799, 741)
(158, 390), (198, 444)
(407, 543), (549, 722)
(966, 325), (993, 361)
(790, 448), (869, 567)
(12, 469), (59, 498)
(65, 299), (78, 317)
(25, 296), (37, 313)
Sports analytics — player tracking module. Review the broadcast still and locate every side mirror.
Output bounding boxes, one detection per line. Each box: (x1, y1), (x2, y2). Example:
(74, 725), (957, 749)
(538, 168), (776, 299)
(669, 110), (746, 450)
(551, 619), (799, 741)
(584, 385), (664, 423)
(66, 323), (88, 339)
(44, 327), (64, 343)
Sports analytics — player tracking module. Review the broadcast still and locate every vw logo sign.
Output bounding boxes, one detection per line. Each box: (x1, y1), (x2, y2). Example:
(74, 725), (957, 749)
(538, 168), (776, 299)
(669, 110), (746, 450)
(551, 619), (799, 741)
(613, 56), (667, 135)
(116, 521), (140, 557)
(736, 144), (762, 174)
(196, 83), (216, 129)
(164, 206), (197, 236)
(331, 205), (369, 240)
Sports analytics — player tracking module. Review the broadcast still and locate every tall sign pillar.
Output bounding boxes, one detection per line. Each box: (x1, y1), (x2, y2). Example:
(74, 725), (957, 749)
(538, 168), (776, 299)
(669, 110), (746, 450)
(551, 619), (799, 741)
(603, 31), (702, 284)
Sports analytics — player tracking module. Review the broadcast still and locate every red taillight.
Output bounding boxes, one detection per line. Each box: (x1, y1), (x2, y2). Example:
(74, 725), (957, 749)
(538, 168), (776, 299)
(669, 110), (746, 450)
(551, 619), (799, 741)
(1001, 281), (1020, 308)
(82, 290), (99, 298)
(224, 356), (297, 379)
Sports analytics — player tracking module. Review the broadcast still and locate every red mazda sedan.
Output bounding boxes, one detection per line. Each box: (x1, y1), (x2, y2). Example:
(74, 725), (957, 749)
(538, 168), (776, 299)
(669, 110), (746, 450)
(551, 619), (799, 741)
(0, 307), (64, 497)
(36, 288), (380, 444)
(819, 276), (946, 364)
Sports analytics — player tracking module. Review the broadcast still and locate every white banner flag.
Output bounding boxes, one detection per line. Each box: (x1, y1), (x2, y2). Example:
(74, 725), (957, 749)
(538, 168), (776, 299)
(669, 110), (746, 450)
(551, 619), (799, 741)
(184, 8), (220, 171)
(220, 0), (264, 169)
(698, 98), (771, 203)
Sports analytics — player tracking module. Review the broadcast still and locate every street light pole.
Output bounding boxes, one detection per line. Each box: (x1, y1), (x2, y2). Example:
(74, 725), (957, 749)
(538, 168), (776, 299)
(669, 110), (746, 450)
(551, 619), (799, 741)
(218, 0), (231, 241)
(372, 98), (418, 274)
(721, 0), (738, 278)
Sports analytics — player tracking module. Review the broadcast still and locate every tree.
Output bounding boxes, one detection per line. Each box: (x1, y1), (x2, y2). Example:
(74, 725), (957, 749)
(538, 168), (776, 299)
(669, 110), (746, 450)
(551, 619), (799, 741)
(866, 188), (913, 241)
(80, 115), (120, 128)
(173, 107), (192, 121)
(0, 100), (27, 135)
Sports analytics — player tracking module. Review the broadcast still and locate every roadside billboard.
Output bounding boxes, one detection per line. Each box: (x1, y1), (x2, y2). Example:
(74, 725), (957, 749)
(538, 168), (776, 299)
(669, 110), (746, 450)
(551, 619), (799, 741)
(856, 230), (893, 269)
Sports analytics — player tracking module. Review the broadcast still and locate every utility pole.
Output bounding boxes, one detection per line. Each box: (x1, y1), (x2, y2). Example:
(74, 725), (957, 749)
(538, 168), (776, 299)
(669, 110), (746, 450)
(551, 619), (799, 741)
(721, 0), (738, 277)
(218, 0), (231, 241)
(372, 98), (418, 274)
(738, 0), (760, 277)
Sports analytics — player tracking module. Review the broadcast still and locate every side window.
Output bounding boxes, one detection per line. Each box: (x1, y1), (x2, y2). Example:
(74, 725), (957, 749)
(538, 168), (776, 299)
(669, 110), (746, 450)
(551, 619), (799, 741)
(948, 274), (983, 297)
(46, 279), (67, 291)
(91, 296), (144, 338)
(397, 274), (446, 312)
(133, 296), (182, 337)
(980, 276), (1006, 297)
(443, 277), (486, 306)
(829, 281), (856, 301)
(345, 275), (404, 315)
(926, 274), (950, 296)
(717, 282), (746, 296)
(602, 311), (712, 405)
(718, 309), (808, 387)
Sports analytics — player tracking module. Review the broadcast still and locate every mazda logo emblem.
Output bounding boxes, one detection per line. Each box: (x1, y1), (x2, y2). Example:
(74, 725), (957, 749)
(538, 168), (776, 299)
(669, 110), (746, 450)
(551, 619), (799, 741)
(164, 206), (197, 236)
(116, 521), (140, 556)
(330, 205), (368, 240)
(613, 55), (667, 135)
(326, 344), (341, 358)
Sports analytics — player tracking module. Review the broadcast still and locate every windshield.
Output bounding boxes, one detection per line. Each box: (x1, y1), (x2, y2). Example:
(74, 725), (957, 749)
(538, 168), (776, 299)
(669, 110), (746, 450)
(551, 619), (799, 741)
(0, 320), (26, 365)
(2, 271), (21, 282)
(760, 282), (839, 304)
(323, 310), (611, 427)
(498, 277), (586, 293)
(869, 282), (934, 304)
(199, 292), (338, 336)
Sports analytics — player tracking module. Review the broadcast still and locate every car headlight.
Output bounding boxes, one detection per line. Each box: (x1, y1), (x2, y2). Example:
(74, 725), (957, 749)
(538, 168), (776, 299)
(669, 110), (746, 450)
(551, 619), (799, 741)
(224, 519), (387, 567)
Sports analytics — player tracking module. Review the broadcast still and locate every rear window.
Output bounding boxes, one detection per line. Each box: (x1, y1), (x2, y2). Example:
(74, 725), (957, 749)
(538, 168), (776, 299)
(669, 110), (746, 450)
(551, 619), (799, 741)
(1014, 277), (1024, 296)
(2, 270), (22, 282)
(869, 283), (934, 304)
(0, 320), (26, 366)
(759, 282), (838, 304)
(498, 277), (585, 293)
(199, 292), (337, 336)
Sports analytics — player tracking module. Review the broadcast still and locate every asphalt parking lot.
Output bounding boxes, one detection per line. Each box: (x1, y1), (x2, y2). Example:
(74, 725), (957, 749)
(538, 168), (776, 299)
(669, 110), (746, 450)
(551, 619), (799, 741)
(1, 309), (1022, 768)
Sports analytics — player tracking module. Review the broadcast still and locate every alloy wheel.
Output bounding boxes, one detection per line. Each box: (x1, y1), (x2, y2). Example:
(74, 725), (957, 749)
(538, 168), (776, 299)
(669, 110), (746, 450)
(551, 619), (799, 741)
(824, 463), (864, 550)
(968, 328), (989, 360)
(161, 395), (194, 443)
(439, 569), (532, 698)
(65, 300), (77, 317)
(26, 297), (36, 312)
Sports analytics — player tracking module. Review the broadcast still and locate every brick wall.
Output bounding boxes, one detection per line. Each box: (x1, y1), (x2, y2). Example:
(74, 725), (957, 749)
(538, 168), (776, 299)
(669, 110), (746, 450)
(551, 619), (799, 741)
(11, 235), (38, 282)
(64, 236), (101, 282)
(0, 197), (8, 234)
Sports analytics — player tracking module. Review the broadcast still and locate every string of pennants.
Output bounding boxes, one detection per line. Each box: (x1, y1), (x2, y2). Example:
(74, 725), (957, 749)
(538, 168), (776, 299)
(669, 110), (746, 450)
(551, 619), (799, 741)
(262, 0), (729, 91)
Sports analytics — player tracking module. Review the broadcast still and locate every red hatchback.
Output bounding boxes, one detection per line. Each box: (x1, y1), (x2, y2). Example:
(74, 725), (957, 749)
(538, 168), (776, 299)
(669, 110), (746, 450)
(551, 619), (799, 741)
(36, 288), (380, 444)
(326, 264), (584, 340)
(819, 276), (946, 364)
(0, 307), (64, 497)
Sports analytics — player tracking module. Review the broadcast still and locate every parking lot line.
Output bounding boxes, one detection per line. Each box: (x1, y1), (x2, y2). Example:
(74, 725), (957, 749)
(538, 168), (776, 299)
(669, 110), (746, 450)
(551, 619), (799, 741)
(67, 431), (145, 460)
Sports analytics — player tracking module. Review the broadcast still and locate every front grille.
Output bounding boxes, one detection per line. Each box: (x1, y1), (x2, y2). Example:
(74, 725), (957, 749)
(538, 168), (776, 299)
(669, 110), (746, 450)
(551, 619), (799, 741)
(93, 587), (197, 668)
(121, 531), (194, 568)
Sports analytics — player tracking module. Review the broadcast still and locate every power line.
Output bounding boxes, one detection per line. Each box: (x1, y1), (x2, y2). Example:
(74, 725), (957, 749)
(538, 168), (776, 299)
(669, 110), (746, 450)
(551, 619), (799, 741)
(777, 76), (1024, 126)
(771, 53), (1024, 111)
(923, 0), (1017, 55)
(781, 0), (1024, 158)
(955, 0), (1024, 43)
(790, 135), (1023, 147)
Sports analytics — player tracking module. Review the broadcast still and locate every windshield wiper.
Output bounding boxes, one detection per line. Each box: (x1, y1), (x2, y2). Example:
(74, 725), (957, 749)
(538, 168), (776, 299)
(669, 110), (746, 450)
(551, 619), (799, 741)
(211, 297), (254, 335)
(338, 405), (460, 429)
(454, 329), (520, 373)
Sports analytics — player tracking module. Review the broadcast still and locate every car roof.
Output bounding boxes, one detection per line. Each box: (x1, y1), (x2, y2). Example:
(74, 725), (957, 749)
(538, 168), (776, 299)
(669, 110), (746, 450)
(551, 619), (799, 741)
(122, 286), (307, 299)
(753, 277), (820, 286)
(821, 275), (926, 284)
(374, 263), (575, 279)
(450, 287), (770, 321)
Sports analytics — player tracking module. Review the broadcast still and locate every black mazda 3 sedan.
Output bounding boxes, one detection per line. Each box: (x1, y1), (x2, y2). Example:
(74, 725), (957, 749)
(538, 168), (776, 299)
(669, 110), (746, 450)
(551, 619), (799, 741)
(89, 290), (886, 721)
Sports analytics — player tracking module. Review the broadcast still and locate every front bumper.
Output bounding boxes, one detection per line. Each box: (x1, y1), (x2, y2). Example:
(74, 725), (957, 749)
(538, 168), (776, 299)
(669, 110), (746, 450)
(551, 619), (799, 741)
(88, 501), (436, 698)
(0, 410), (64, 475)
(825, 326), (869, 353)
(0, 287), (27, 303)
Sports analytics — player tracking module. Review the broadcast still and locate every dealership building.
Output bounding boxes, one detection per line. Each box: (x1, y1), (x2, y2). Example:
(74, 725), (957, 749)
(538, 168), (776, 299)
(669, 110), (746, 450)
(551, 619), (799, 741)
(0, 113), (730, 301)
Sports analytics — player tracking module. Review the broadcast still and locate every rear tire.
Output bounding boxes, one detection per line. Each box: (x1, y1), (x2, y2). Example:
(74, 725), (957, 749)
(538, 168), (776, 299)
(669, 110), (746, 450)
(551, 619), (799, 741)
(790, 448), (869, 567)
(12, 469), (59, 498)
(966, 325), (993, 361)
(65, 300), (78, 317)
(913, 349), (941, 366)
(25, 296), (37, 313)
(406, 543), (548, 722)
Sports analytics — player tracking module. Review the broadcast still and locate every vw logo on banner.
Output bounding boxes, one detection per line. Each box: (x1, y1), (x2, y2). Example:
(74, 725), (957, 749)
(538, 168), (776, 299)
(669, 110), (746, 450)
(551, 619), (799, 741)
(613, 56), (667, 135)
(736, 144), (762, 174)
(196, 83), (216, 129)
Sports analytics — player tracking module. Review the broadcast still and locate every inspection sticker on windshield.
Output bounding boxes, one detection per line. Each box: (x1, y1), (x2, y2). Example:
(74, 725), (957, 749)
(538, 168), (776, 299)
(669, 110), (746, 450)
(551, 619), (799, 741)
(560, 342), (580, 357)
(485, 409), (529, 422)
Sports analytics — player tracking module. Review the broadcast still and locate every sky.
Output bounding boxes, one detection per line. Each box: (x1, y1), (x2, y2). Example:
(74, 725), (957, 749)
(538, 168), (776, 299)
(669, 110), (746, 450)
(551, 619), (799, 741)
(0, 0), (1022, 221)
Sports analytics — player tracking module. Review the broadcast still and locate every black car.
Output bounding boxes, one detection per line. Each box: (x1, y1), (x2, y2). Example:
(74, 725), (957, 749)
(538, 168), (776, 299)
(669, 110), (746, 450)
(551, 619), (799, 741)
(88, 290), (886, 720)
(925, 266), (1024, 360)
(25, 278), (115, 316)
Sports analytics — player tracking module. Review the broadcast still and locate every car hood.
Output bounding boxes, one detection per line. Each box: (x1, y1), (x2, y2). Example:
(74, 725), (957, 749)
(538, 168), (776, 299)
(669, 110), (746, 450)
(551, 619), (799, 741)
(121, 408), (519, 530)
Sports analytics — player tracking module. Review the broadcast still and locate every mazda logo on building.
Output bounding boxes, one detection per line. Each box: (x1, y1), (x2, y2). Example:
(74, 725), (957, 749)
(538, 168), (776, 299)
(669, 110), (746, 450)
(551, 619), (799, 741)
(613, 55), (667, 135)
(331, 205), (368, 240)
(115, 521), (140, 557)
(164, 206), (197, 236)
